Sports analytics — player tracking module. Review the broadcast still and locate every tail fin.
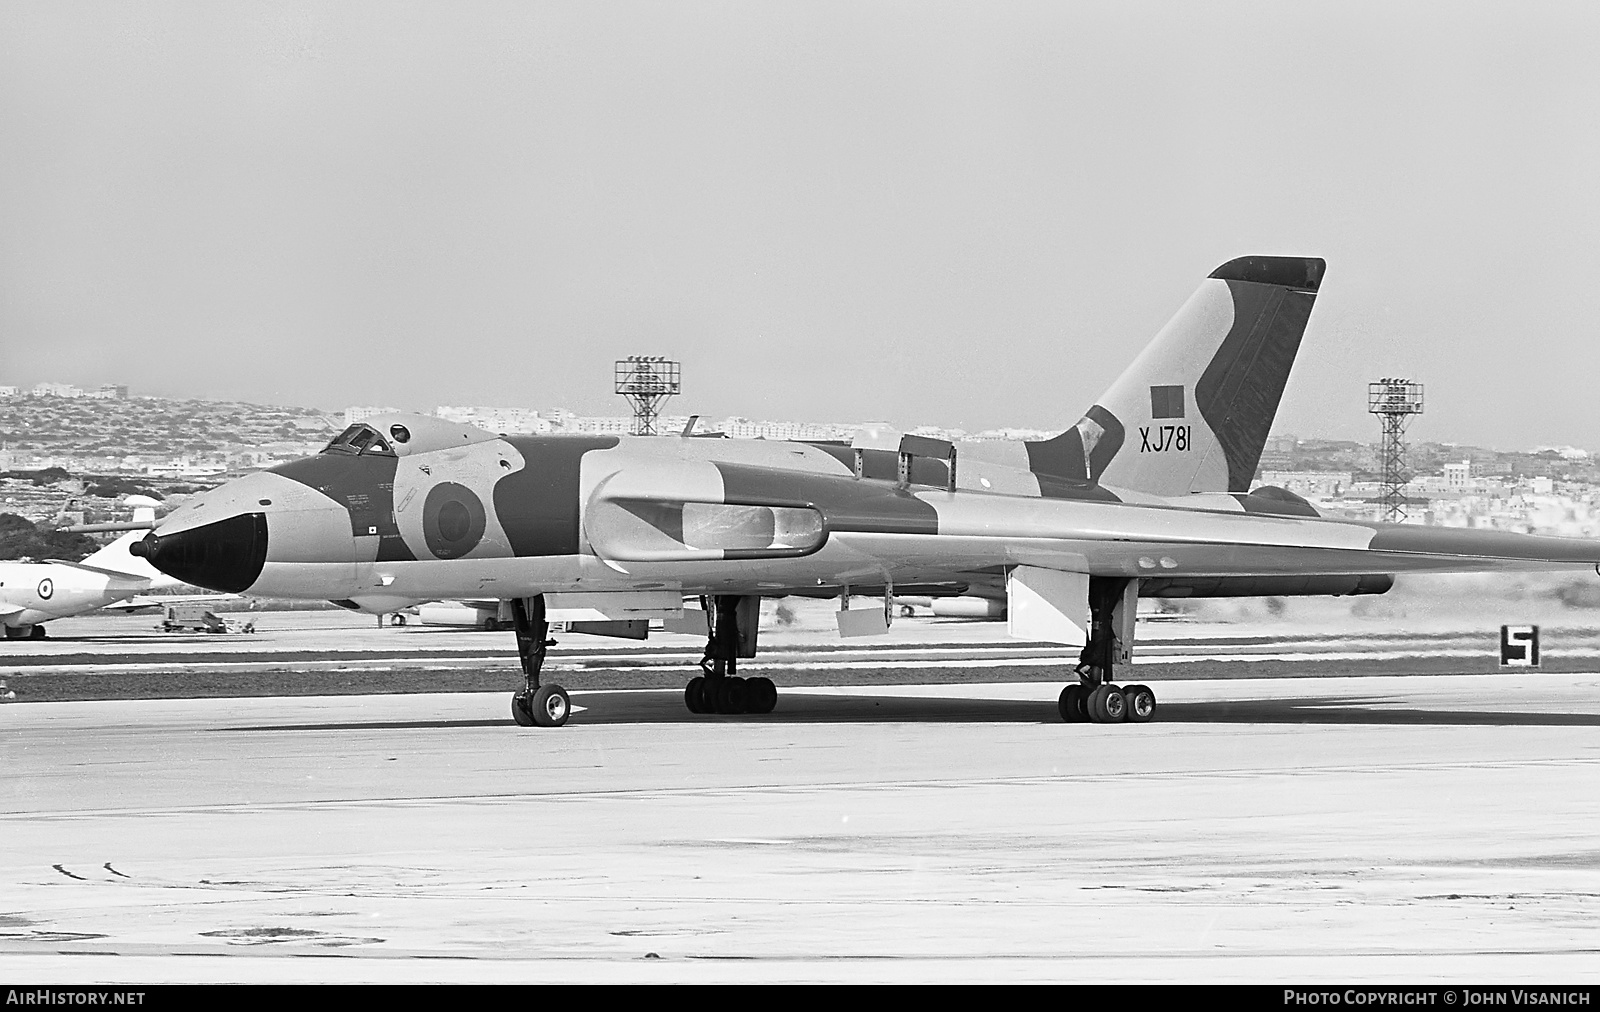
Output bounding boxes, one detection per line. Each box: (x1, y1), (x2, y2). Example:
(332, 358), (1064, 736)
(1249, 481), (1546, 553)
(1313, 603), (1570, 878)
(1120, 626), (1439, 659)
(1026, 255), (1324, 495)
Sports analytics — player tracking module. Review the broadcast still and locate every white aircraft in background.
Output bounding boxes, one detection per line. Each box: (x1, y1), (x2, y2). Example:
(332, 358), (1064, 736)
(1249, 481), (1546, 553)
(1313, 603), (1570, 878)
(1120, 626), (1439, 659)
(0, 497), (180, 639)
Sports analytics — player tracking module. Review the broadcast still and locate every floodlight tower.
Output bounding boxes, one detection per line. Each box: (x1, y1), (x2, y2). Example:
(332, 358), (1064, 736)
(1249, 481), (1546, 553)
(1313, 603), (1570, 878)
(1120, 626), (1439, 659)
(614, 356), (681, 435)
(1368, 378), (1424, 522)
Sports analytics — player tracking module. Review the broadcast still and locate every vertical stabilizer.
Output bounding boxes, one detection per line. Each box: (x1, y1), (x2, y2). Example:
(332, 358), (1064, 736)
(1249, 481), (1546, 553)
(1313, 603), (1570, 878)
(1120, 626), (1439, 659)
(1026, 256), (1324, 495)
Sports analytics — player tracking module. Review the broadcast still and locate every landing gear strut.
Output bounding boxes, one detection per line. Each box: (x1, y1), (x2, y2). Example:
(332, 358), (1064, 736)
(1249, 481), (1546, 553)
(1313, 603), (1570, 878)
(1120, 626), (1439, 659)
(1059, 577), (1156, 725)
(684, 595), (776, 716)
(508, 595), (570, 727)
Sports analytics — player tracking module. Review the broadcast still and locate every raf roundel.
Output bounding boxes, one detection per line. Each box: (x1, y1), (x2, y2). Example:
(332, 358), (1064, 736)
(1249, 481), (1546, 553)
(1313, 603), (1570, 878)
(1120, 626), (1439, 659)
(421, 482), (487, 560)
(37, 577), (53, 600)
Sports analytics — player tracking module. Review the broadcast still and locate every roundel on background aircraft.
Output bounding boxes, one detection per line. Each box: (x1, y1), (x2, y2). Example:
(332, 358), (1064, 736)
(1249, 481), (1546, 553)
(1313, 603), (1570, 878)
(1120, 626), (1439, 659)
(421, 482), (487, 559)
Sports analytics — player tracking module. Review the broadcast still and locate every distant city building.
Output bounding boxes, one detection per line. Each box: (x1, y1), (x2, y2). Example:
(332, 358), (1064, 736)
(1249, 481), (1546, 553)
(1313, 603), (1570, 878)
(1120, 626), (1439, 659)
(32, 382), (84, 398)
(144, 457), (226, 477)
(1257, 471), (1353, 498)
(1443, 460), (1472, 488)
(911, 424), (968, 441)
(358, 402), (1039, 444)
(343, 406), (400, 426)
(14, 382), (129, 399)
(434, 406), (552, 434)
(718, 417), (857, 440)
(969, 427), (1056, 441)
(1256, 434), (1298, 471)
(564, 415), (631, 435)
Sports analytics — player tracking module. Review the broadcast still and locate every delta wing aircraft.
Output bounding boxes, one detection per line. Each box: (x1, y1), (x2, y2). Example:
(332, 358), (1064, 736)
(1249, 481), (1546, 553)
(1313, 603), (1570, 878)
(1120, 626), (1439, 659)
(2, 500), (177, 638)
(131, 256), (1600, 726)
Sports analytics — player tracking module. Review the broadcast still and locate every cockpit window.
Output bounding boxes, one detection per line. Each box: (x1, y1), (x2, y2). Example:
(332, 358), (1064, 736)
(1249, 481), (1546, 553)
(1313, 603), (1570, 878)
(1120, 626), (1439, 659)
(322, 424), (395, 456)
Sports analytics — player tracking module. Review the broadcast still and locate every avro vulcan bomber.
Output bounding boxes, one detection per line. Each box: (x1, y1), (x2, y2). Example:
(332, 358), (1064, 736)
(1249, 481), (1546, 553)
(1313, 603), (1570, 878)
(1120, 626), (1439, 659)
(133, 257), (1600, 727)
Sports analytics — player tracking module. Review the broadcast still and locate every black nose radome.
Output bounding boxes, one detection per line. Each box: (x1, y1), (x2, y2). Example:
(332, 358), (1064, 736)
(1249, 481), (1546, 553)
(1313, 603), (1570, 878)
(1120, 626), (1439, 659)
(139, 513), (269, 593)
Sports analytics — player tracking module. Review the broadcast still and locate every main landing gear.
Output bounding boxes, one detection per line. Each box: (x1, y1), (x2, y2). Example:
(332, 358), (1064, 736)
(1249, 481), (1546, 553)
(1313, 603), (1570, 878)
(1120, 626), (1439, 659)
(508, 595), (571, 728)
(684, 595), (777, 716)
(1058, 577), (1157, 726)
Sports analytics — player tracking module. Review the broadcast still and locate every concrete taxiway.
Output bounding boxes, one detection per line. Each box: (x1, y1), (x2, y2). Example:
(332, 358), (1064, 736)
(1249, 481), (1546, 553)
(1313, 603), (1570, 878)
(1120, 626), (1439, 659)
(6, 666), (1600, 983)
(9, 603), (1600, 703)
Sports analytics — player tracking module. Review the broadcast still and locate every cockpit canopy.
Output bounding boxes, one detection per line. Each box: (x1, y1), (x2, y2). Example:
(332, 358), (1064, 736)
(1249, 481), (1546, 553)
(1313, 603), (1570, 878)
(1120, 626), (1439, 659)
(323, 423), (395, 456)
(320, 413), (498, 458)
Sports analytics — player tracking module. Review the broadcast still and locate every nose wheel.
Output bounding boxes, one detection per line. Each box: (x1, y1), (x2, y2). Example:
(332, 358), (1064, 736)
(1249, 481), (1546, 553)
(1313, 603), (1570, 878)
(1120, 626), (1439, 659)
(507, 595), (570, 728)
(512, 684), (571, 727)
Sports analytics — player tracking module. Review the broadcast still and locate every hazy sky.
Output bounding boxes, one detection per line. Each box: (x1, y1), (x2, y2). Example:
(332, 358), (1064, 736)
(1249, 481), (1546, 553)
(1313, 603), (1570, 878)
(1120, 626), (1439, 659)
(3, 2), (1598, 448)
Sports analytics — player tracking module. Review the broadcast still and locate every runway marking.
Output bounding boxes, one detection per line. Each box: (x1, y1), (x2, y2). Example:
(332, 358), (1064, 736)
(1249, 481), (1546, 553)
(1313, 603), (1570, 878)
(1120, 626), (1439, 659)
(709, 650), (1600, 670)
(11, 632), (1600, 672)
(11, 754), (1600, 823)
(16, 647), (1597, 679)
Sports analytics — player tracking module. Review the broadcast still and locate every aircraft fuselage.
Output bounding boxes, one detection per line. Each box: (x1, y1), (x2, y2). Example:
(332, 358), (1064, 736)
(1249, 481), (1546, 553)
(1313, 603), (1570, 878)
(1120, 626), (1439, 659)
(0, 561), (148, 630)
(135, 419), (1600, 609)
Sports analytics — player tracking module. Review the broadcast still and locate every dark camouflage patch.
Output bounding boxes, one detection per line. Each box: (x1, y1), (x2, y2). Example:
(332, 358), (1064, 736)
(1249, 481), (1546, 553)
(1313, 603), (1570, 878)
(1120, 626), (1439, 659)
(495, 436), (620, 557)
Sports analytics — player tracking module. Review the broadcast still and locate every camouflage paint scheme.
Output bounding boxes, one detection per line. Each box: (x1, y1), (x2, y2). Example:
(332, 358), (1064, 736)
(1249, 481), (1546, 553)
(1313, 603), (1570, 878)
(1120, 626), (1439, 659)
(137, 256), (1600, 611)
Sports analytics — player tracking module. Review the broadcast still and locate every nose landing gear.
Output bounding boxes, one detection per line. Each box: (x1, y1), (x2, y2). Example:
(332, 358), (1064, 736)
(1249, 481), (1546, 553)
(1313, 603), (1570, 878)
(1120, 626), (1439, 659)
(507, 595), (570, 728)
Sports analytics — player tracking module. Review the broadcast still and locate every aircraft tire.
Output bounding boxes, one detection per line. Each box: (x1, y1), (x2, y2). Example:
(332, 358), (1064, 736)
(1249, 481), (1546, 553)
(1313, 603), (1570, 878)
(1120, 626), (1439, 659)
(1085, 686), (1105, 723)
(530, 684), (571, 727)
(717, 677), (749, 715)
(1087, 684), (1126, 723)
(1123, 684), (1156, 723)
(747, 677), (777, 714)
(1058, 684), (1088, 723)
(510, 690), (536, 727)
(685, 676), (707, 714)
(29, 625), (45, 640)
